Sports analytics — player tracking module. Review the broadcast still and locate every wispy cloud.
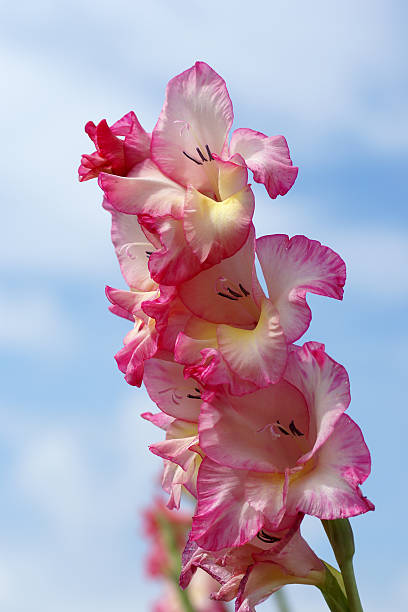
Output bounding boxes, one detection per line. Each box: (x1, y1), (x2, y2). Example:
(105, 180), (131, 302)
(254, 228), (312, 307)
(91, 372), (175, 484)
(0, 392), (161, 611)
(2, 1), (406, 156)
(0, 289), (77, 356)
(254, 193), (408, 300)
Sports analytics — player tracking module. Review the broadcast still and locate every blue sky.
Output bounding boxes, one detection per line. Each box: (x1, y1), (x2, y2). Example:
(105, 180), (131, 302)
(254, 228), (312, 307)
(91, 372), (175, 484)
(1, 1), (407, 610)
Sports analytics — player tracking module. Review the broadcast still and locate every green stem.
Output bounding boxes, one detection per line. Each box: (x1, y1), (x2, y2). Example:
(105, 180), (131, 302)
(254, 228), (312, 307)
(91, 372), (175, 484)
(319, 562), (350, 612)
(319, 586), (350, 612)
(338, 559), (363, 612)
(321, 519), (363, 612)
(156, 514), (196, 612)
(274, 588), (291, 612)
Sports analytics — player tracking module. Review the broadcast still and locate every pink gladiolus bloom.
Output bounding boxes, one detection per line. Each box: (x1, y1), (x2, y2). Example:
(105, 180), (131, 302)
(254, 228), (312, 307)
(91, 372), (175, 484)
(98, 62), (298, 285)
(144, 355), (204, 423)
(144, 498), (191, 578)
(181, 518), (325, 611)
(78, 111), (150, 182)
(103, 201), (160, 293)
(176, 230), (346, 394)
(144, 500), (227, 611)
(106, 285), (189, 386)
(191, 342), (374, 550)
(142, 411), (202, 509)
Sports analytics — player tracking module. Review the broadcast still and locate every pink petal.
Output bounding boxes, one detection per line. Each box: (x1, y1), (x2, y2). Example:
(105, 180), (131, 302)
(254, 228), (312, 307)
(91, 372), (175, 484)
(99, 159), (185, 218)
(217, 298), (287, 388)
(256, 234), (346, 342)
(286, 414), (374, 519)
(140, 215), (203, 286)
(236, 532), (324, 612)
(229, 128), (298, 198)
(183, 182), (254, 266)
(143, 357), (202, 422)
(111, 111), (151, 170)
(162, 453), (201, 510)
(105, 285), (155, 315)
(192, 459), (287, 551)
(149, 419), (199, 470)
(175, 322), (260, 396)
(108, 208), (157, 291)
(141, 411), (175, 431)
(199, 382), (310, 473)
(79, 112), (150, 182)
(114, 320), (158, 386)
(180, 537), (238, 593)
(178, 226), (262, 327)
(152, 62), (233, 194)
(285, 342), (351, 462)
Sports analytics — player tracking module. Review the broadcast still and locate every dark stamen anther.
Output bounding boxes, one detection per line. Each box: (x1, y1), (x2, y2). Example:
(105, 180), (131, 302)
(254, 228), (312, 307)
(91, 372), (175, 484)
(289, 420), (304, 437)
(183, 151), (203, 165)
(205, 144), (213, 160)
(276, 421), (290, 436)
(196, 147), (208, 162)
(218, 291), (238, 301)
(239, 283), (250, 296)
(227, 288), (242, 298)
(194, 388), (201, 393)
(257, 530), (281, 544)
(187, 394), (202, 400)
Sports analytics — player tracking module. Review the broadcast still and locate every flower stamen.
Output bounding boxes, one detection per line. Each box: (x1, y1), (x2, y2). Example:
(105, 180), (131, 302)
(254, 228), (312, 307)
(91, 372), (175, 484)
(256, 530), (280, 544)
(183, 150), (203, 165)
(187, 387), (202, 400)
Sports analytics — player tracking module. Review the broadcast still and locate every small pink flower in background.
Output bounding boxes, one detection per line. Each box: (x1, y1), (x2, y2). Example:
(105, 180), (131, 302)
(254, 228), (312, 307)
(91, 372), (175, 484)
(143, 498), (191, 577)
(144, 499), (227, 611)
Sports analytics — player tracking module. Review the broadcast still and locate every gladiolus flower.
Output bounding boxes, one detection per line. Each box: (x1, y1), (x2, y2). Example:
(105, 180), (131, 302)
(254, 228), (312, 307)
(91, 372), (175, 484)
(181, 517), (325, 611)
(142, 410), (202, 509)
(175, 230), (346, 394)
(97, 62), (298, 285)
(191, 342), (373, 550)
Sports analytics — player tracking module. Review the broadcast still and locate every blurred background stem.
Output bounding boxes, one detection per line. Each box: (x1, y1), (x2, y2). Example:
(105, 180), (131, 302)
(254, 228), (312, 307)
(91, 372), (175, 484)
(274, 588), (291, 612)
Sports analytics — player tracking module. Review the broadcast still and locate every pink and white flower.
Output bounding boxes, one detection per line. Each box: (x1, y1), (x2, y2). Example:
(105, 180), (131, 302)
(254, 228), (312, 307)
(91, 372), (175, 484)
(181, 518), (325, 611)
(191, 342), (373, 550)
(175, 231), (346, 394)
(142, 410), (202, 510)
(106, 284), (189, 386)
(98, 62), (298, 285)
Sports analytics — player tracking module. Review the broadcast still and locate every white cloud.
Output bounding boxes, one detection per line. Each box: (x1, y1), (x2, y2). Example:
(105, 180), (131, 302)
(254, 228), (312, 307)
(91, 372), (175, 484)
(254, 192), (408, 300)
(0, 389), (162, 611)
(13, 390), (159, 532)
(1, 1), (405, 280)
(0, 289), (77, 356)
(3, 0), (406, 156)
